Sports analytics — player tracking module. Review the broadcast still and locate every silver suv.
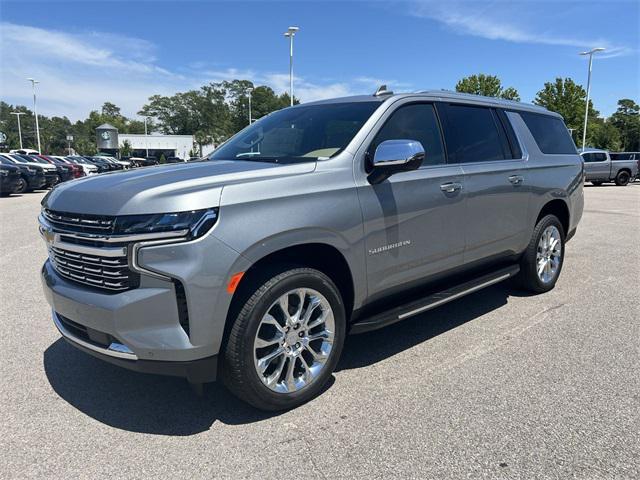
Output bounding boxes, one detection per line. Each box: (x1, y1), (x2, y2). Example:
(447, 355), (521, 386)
(39, 89), (584, 410)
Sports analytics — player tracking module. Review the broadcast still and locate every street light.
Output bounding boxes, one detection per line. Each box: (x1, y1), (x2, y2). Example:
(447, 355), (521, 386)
(579, 47), (605, 150)
(283, 26), (299, 107)
(10, 112), (25, 149)
(27, 78), (42, 153)
(247, 87), (254, 124)
(143, 117), (150, 157)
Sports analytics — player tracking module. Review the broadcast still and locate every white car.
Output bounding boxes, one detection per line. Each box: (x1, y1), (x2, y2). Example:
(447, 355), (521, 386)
(52, 156), (98, 176)
(10, 148), (40, 155)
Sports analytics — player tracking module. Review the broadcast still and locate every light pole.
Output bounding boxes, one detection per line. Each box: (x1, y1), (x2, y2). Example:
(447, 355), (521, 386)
(579, 47), (605, 150)
(27, 78), (42, 153)
(247, 87), (254, 125)
(144, 117), (150, 157)
(283, 26), (299, 106)
(10, 112), (25, 149)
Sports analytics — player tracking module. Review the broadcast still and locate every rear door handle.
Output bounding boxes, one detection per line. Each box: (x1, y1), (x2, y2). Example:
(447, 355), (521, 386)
(508, 175), (524, 185)
(440, 182), (462, 193)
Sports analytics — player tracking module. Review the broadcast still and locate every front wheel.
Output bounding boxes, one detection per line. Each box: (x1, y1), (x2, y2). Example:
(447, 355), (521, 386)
(15, 177), (28, 194)
(515, 215), (565, 293)
(222, 267), (346, 411)
(615, 171), (630, 186)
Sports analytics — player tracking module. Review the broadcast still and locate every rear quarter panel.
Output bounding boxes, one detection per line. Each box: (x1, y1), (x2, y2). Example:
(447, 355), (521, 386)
(508, 112), (584, 237)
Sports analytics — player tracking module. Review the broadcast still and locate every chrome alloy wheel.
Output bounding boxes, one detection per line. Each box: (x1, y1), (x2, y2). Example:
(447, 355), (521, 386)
(253, 288), (335, 393)
(536, 225), (562, 284)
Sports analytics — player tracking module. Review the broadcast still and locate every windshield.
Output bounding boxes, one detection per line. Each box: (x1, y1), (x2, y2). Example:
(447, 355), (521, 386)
(209, 101), (380, 163)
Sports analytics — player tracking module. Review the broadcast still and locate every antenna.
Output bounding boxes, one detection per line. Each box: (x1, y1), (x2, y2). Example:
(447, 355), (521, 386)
(373, 85), (393, 97)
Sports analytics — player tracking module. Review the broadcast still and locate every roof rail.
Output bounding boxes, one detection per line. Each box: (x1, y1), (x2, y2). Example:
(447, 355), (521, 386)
(373, 85), (393, 97)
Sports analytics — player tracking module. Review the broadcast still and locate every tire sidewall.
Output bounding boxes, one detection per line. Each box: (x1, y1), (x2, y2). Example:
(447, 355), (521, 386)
(525, 215), (566, 292)
(233, 269), (346, 410)
(616, 171), (630, 186)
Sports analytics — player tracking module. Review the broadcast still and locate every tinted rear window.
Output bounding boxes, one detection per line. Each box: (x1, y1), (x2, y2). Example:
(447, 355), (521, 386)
(610, 153), (635, 161)
(519, 112), (576, 154)
(440, 104), (508, 163)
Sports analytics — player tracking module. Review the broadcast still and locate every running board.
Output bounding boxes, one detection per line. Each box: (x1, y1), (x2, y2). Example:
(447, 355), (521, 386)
(350, 264), (519, 334)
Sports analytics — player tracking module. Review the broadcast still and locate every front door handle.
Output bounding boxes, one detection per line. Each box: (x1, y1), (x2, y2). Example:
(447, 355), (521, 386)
(508, 175), (524, 185)
(440, 182), (462, 193)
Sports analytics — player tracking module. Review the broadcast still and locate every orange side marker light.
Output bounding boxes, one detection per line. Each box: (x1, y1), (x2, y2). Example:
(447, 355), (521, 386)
(227, 272), (245, 294)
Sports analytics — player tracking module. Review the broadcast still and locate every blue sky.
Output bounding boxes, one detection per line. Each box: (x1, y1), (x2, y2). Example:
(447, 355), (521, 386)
(1, 0), (638, 120)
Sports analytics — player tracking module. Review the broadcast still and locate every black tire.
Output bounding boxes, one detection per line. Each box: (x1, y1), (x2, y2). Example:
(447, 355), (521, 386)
(615, 171), (630, 186)
(222, 267), (346, 411)
(15, 176), (29, 194)
(515, 214), (565, 294)
(591, 181), (603, 186)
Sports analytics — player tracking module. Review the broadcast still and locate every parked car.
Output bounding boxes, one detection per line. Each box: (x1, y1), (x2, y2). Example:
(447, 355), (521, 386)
(95, 154), (131, 169)
(9, 148), (40, 155)
(1, 154), (60, 187)
(609, 152), (640, 182)
(39, 90), (584, 410)
(32, 155), (76, 182)
(129, 156), (158, 167)
(63, 156), (99, 176)
(0, 156), (47, 193)
(0, 163), (22, 196)
(166, 156), (184, 163)
(90, 156), (122, 171)
(579, 148), (638, 186)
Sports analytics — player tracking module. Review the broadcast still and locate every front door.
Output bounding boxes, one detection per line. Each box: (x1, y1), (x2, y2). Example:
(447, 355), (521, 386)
(582, 152), (610, 181)
(356, 102), (466, 300)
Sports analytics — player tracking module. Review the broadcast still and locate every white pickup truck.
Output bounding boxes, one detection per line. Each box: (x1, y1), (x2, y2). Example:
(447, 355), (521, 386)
(579, 149), (639, 186)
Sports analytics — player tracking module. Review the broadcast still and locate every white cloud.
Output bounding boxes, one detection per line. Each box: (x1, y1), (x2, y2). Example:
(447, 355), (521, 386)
(0, 22), (375, 121)
(409, 0), (633, 57)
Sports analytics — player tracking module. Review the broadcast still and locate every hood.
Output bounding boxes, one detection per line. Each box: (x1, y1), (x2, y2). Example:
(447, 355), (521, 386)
(44, 159), (316, 215)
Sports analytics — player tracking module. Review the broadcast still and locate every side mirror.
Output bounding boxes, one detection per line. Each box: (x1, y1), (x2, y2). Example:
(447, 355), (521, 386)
(367, 139), (425, 184)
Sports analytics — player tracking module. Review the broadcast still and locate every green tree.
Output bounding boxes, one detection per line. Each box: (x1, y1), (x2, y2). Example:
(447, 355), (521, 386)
(533, 77), (599, 146)
(589, 117), (622, 151)
(120, 139), (132, 157)
(455, 74), (521, 101)
(610, 99), (640, 151)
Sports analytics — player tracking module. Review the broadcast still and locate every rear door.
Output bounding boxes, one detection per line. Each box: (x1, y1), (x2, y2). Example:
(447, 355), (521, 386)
(356, 101), (466, 299)
(438, 103), (530, 264)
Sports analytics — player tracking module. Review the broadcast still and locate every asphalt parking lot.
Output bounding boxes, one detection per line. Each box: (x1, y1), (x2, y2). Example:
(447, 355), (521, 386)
(1, 184), (638, 479)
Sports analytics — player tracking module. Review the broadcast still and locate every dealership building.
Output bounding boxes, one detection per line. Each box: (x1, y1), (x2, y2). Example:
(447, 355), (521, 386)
(96, 123), (212, 159)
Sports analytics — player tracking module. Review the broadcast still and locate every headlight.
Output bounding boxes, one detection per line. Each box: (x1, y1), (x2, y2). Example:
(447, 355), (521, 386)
(0, 170), (8, 177)
(113, 208), (218, 239)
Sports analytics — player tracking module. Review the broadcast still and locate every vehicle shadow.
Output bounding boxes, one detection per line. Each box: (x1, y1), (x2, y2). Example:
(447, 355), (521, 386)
(44, 282), (520, 435)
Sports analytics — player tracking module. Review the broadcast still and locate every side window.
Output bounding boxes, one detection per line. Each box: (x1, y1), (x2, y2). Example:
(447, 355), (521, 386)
(519, 111), (577, 154)
(439, 104), (509, 163)
(368, 103), (445, 168)
(582, 152), (607, 162)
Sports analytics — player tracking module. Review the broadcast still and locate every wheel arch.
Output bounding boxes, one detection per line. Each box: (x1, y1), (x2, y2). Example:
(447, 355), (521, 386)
(222, 242), (358, 347)
(536, 199), (570, 237)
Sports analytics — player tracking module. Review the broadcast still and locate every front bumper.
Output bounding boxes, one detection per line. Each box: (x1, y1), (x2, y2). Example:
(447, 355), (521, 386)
(40, 221), (249, 380)
(53, 310), (218, 382)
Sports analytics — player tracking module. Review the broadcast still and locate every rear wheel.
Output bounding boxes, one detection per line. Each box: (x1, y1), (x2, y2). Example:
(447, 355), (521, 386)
(222, 267), (346, 411)
(515, 215), (565, 293)
(615, 171), (630, 186)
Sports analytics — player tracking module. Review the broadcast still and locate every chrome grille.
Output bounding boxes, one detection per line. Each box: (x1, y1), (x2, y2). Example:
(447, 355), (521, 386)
(43, 209), (115, 234)
(48, 246), (139, 292)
